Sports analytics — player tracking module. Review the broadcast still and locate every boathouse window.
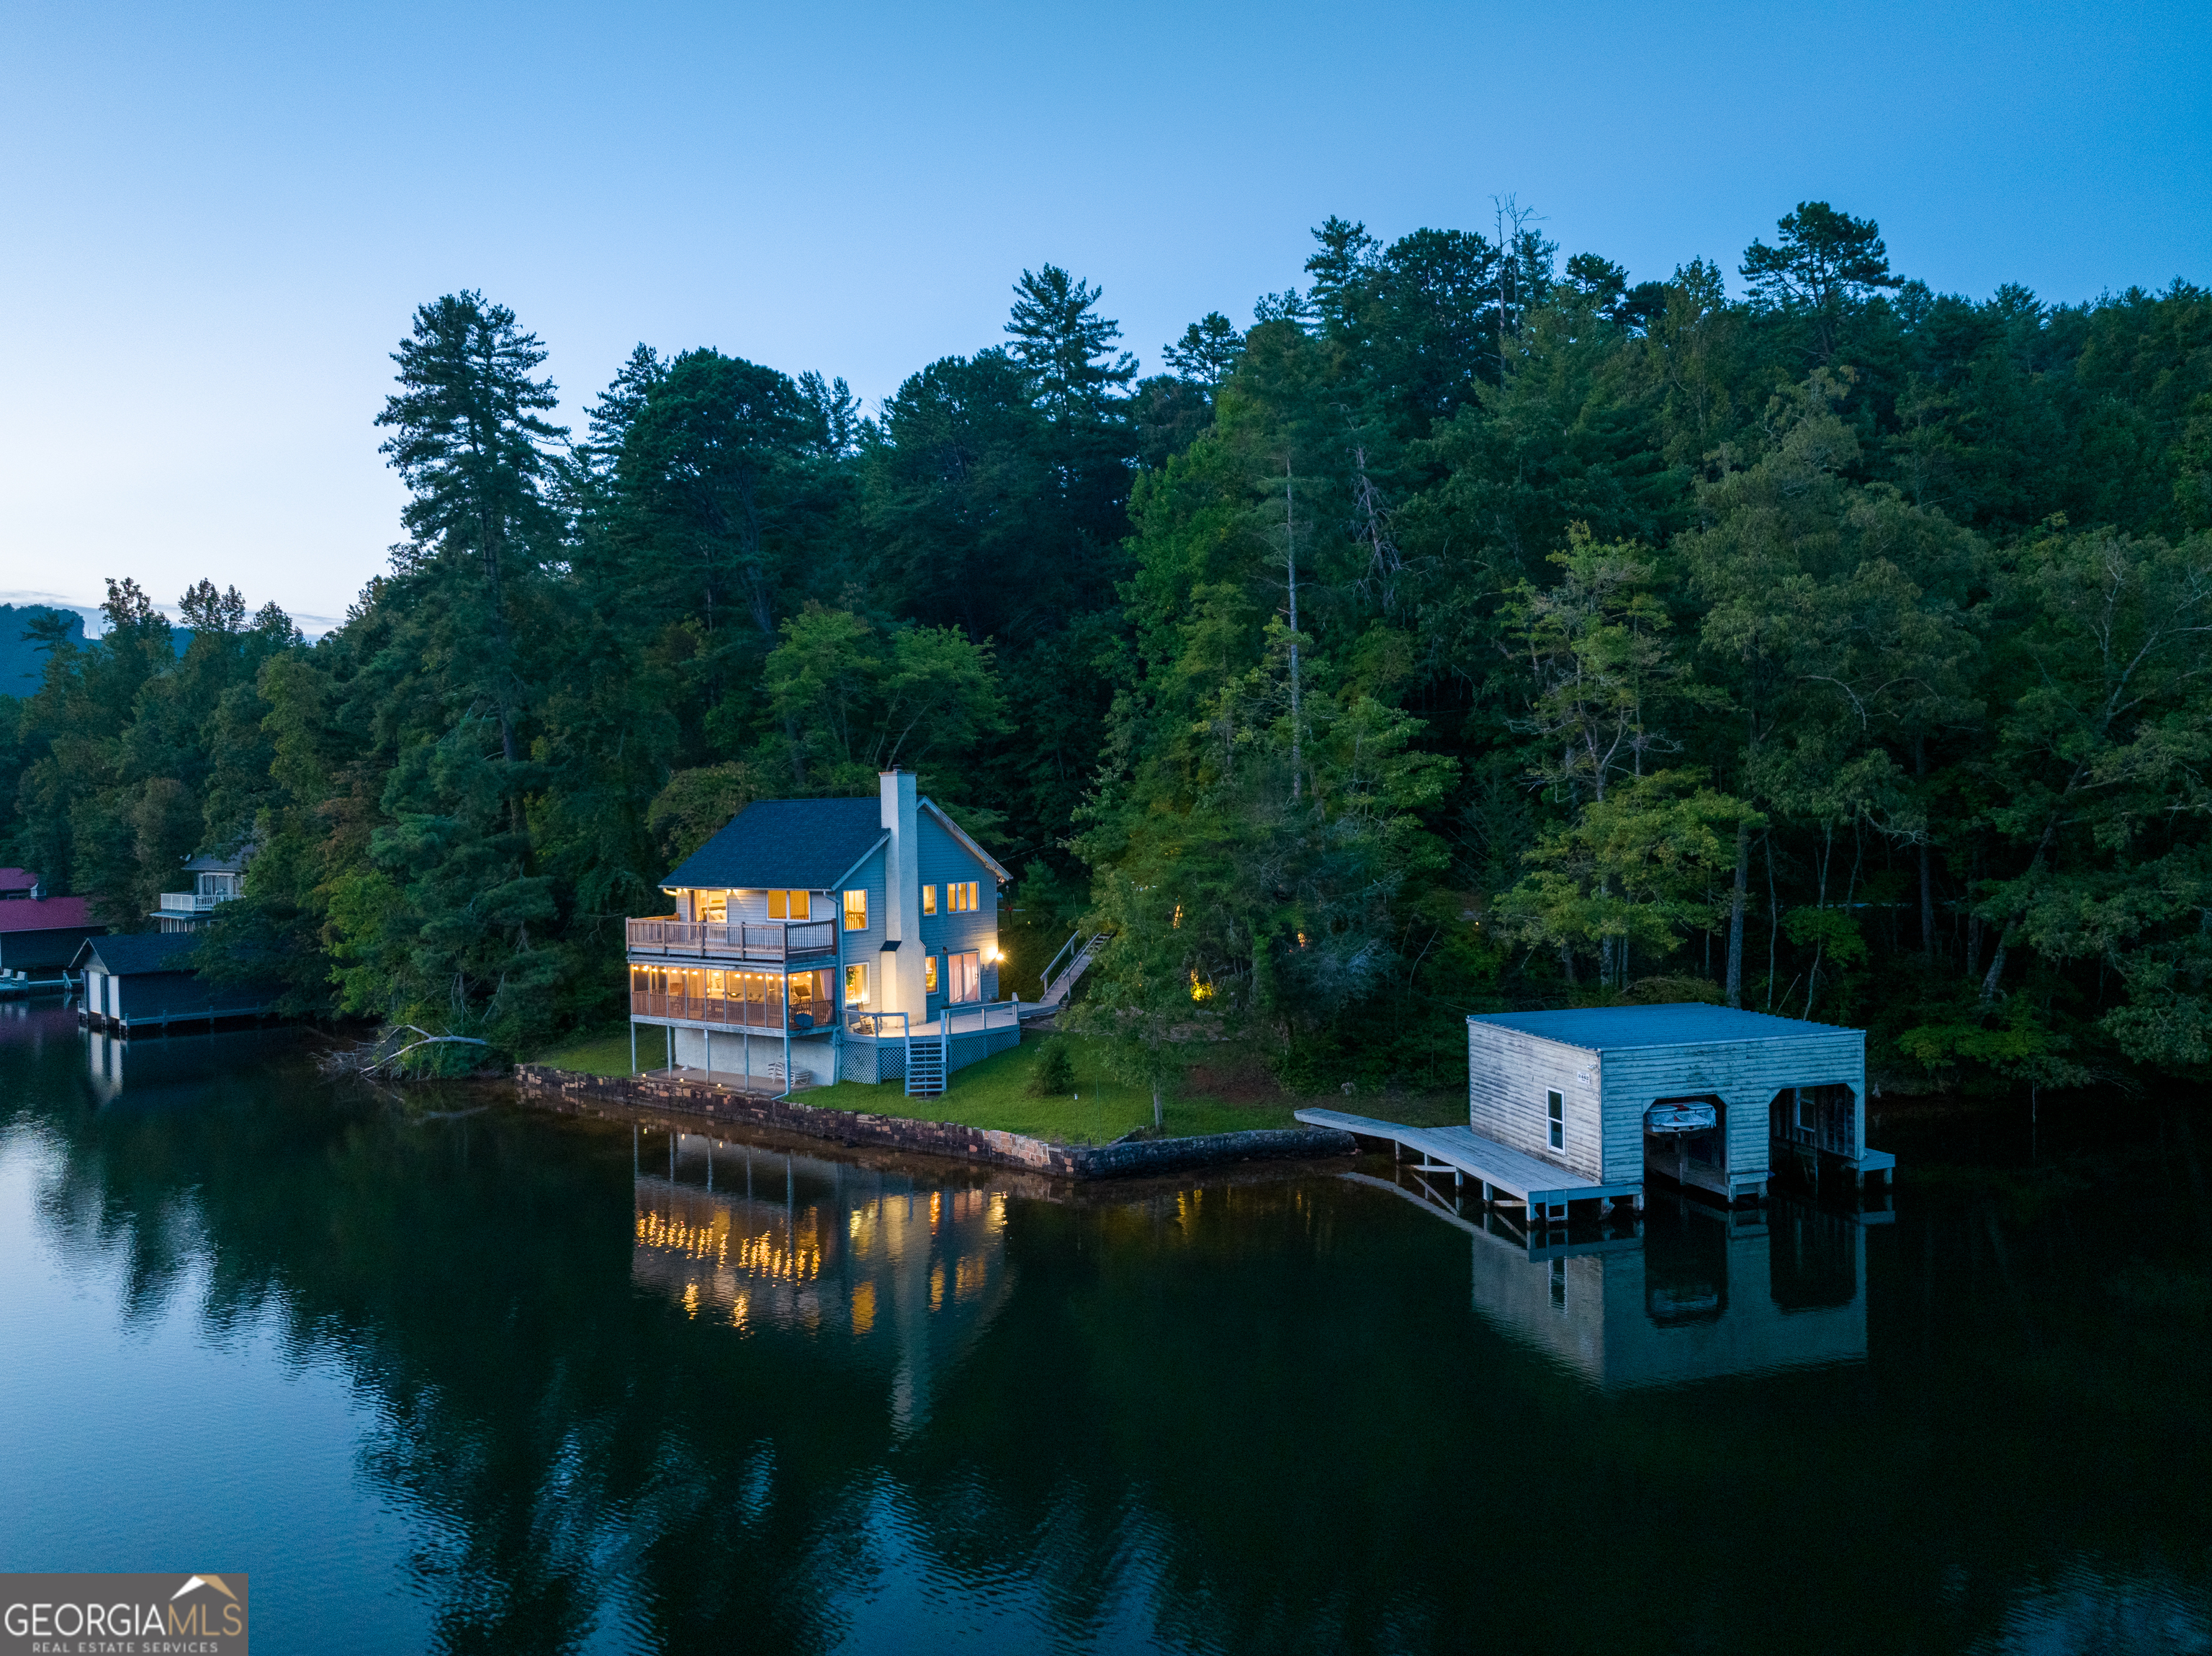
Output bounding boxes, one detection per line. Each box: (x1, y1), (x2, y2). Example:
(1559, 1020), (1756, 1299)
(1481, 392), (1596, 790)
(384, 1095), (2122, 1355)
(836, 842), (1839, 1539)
(925, 954), (939, 994)
(1547, 1089), (1565, 1150)
(845, 963), (868, 1003)
(948, 881), (979, 914)
(922, 884), (937, 915)
(844, 888), (868, 930)
(768, 890), (811, 920)
(948, 950), (981, 1003)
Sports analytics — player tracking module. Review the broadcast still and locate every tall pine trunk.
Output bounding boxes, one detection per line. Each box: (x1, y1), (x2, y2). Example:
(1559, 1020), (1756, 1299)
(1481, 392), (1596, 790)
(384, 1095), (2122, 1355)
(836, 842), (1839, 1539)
(1726, 819), (1748, 1007)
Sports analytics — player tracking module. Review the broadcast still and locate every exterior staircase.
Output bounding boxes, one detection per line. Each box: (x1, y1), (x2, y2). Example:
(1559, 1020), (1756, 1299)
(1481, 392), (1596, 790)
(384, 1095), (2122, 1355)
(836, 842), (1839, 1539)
(904, 1033), (946, 1098)
(1025, 932), (1105, 1021)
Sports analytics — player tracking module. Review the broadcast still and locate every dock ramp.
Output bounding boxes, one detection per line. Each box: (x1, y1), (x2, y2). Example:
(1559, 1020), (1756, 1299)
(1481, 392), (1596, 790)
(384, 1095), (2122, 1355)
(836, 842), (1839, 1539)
(1295, 1108), (1642, 1220)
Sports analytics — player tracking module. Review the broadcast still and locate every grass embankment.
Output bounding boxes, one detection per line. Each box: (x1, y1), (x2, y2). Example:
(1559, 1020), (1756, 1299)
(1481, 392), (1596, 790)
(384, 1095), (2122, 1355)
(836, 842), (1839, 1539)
(531, 1027), (1466, 1146)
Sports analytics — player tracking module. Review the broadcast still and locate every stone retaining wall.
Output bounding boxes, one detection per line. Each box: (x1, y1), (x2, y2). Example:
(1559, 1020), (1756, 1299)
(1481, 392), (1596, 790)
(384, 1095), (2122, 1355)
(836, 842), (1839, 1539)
(513, 1064), (1356, 1181)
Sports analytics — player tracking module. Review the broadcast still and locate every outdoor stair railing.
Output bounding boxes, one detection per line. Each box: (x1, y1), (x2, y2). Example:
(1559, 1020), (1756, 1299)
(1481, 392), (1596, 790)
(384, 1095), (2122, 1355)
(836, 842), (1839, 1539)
(1032, 932), (1106, 1012)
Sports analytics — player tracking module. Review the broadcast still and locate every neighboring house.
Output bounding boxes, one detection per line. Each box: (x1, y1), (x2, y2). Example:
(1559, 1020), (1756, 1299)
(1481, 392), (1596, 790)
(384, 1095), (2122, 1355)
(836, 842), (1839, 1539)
(150, 849), (251, 933)
(627, 770), (1017, 1094)
(71, 933), (279, 1033)
(0, 868), (104, 974)
(1466, 1004), (1893, 1206)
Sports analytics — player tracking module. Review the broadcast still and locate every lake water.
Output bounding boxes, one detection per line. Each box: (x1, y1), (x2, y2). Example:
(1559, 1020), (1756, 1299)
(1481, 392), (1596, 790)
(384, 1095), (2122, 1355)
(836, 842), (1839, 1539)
(3, 999), (2208, 1655)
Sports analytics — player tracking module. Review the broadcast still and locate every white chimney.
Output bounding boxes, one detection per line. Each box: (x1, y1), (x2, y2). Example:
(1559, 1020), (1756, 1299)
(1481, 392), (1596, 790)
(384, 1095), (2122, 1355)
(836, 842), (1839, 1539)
(879, 770), (926, 1017)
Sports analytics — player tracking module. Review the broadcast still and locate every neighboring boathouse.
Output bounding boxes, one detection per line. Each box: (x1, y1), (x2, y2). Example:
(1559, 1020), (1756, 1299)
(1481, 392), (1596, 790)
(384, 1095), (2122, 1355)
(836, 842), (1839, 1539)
(0, 867), (104, 976)
(626, 770), (1018, 1096)
(71, 932), (280, 1033)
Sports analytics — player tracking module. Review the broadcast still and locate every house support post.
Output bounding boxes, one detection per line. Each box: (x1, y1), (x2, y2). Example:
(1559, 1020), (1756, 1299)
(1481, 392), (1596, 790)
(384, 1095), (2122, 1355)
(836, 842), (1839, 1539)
(629, 1020), (636, 1076)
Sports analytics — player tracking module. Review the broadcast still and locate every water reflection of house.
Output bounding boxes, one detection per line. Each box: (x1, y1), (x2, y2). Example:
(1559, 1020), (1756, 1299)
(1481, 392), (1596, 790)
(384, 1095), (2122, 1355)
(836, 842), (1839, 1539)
(629, 1130), (1016, 1430)
(1460, 1194), (1872, 1389)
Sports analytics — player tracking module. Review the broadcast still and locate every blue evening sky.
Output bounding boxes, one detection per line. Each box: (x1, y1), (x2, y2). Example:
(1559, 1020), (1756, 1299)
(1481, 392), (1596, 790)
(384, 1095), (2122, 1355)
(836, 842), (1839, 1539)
(2, 0), (2206, 626)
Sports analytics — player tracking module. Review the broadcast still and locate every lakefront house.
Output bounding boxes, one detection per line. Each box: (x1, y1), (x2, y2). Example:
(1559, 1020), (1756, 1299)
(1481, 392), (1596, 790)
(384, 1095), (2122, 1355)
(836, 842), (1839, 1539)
(626, 770), (1020, 1097)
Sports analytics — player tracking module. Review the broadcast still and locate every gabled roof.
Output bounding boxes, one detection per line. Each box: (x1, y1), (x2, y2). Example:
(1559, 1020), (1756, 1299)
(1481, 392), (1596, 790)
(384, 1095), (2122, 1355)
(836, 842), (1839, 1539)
(922, 799), (1012, 883)
(0, 894), (92, 934)
(72, 932), (202, 976)
(0, 867), (39, 891)
(183, 850), (249, 874)
(1470, 1004), (1859, 1050)
(662, 798), (889, 891)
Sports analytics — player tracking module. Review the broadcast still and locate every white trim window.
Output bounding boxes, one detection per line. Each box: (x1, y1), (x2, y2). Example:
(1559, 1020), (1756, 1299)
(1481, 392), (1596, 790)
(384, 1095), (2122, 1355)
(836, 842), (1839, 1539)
(947, 881), (979, 914)
(1547, 1089), (1565, 1151)
(922, 884), (937, 916)
(845, 963), (868, 1004)
(843, 889), (868, 931)
(948, 950), (981, 1004)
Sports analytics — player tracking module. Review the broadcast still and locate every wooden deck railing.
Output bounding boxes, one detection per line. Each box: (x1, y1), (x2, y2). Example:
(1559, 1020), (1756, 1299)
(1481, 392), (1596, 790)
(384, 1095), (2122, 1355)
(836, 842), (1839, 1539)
(625, 917), (838, 962)
(629, 989), (836, 1032)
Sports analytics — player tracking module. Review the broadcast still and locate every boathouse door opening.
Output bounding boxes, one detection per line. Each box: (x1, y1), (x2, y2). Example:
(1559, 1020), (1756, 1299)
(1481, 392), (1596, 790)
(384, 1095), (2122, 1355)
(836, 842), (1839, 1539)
(1643, 1093), (1730, 1201)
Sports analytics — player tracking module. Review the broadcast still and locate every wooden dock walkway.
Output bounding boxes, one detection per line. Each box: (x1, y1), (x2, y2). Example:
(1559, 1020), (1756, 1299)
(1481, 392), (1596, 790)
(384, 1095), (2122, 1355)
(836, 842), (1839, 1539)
(1295, 1108), (1642, 1220)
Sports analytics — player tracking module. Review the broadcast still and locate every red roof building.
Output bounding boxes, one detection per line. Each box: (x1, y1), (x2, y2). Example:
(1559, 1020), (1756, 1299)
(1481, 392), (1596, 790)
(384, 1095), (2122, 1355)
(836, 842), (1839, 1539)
(0, 891), (104, 973)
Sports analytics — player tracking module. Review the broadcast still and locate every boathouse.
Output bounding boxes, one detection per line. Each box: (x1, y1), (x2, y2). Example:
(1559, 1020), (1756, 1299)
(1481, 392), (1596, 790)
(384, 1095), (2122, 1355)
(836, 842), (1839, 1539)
(627, 770), (1018, 1097)
(1466, 1004), (1888, 1205)
(71, 932), (279, 1033)
(0, 868), (104, 975)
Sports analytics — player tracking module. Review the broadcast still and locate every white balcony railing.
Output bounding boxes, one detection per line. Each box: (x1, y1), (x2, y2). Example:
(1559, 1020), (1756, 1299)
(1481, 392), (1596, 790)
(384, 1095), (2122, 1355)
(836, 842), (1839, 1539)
(158, 891), (225, 913)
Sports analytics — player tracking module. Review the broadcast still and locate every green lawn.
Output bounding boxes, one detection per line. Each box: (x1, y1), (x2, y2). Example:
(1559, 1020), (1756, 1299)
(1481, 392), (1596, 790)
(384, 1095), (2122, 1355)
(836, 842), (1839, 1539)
(800, 1034), (1305, 1143)
(530, 1026), (1463, 1145)
(536, 1027), (656, 1078)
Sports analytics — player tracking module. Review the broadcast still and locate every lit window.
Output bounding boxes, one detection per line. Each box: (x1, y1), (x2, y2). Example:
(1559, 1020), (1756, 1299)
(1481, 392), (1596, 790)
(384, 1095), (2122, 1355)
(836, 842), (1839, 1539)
(845, 963), (868, 1003)
(844, 889), (868, 931)
(922, 885), (936, 915)
(948, 950), (981, 1003)
(948, 881), (979, 914)
(768, 890), (811, 920)
(701, 890), (728, 922)
(925, 955), (939, 994)
(1547, 1089), (1565, 1151)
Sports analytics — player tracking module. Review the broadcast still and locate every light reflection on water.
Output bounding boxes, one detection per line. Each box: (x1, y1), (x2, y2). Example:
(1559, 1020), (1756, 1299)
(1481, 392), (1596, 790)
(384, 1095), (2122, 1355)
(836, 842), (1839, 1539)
(3, 996), (2210, 1655)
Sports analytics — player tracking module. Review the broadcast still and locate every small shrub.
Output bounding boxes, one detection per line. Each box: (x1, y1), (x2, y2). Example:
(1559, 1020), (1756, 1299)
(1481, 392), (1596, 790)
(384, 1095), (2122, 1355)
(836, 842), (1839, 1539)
(1025, 1038), (1076, 1097)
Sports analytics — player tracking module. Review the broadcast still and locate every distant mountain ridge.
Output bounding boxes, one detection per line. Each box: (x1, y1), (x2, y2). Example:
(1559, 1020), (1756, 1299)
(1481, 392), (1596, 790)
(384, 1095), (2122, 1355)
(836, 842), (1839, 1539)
(0, 603), (194, 697)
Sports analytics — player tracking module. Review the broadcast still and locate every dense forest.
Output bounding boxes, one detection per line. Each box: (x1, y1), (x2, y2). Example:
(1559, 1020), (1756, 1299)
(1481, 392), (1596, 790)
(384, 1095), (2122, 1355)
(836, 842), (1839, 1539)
(4, 202), (2207, 1095)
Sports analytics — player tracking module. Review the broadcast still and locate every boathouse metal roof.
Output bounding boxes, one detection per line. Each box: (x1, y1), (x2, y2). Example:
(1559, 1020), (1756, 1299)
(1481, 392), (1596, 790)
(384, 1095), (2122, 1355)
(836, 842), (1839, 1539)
(661, 798), (890, 892)
(71, 932), (202, 976)
(1468, 1004), (1856, 1050)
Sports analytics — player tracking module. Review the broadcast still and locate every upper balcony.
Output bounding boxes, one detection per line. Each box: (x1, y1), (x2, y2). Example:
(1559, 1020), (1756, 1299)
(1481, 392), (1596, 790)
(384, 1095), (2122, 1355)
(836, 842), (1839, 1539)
(626, 915), (838, 964)
(156, 891), (228, 914)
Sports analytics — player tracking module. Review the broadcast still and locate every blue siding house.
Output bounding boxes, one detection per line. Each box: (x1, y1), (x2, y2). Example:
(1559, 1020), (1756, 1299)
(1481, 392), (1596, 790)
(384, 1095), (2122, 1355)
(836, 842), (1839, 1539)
(626, 770), (1017, 1097)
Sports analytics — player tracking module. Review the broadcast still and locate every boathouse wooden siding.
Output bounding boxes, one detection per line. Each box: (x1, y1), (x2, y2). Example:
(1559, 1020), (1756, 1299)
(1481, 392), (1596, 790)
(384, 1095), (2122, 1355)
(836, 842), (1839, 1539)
(1467, 1025), (1606, 1179)
(1596, 1031), (1864, 1185)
